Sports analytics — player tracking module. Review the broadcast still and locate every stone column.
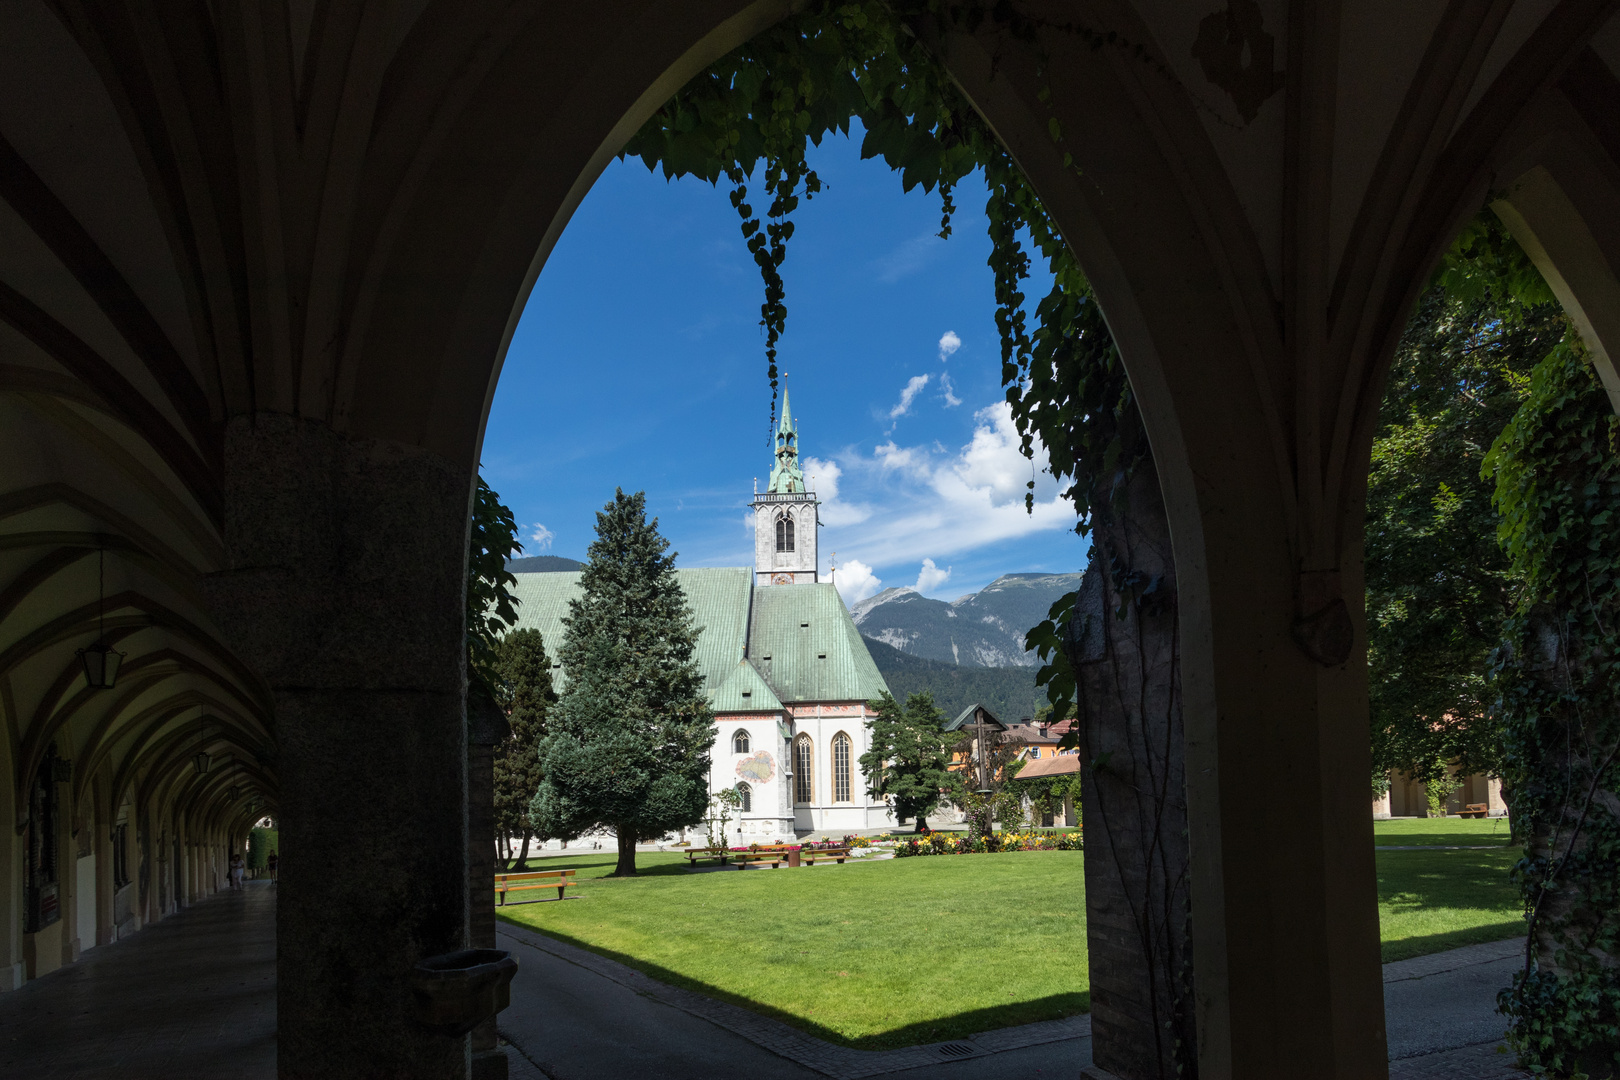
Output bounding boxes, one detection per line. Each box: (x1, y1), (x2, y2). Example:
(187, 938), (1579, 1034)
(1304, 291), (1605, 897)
(468, 684), (510, 1080)
(205, 414), (472, 1080)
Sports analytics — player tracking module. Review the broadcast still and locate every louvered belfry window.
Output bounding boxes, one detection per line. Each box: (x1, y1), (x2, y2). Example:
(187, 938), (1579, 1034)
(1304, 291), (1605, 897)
(832, 732), (851, 803)
(793, 734), (813, 804)
(776, 514), (795, 552)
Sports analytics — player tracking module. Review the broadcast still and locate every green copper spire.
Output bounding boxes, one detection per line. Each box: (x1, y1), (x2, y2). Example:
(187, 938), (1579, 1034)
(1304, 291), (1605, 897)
(766, 389), (806, 493)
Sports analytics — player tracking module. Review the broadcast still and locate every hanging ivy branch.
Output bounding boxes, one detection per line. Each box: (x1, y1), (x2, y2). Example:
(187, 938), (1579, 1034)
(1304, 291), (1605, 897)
(622, 2), (1144, 711)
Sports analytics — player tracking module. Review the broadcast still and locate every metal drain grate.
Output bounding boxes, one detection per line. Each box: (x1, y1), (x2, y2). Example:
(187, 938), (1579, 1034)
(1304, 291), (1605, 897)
(937, 1043), (975, 1058)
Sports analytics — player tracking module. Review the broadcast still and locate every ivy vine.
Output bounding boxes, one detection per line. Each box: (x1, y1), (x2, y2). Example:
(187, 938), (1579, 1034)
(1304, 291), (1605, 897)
(1487, 336), (1620, 1076)
(622, 1), (1142, 718)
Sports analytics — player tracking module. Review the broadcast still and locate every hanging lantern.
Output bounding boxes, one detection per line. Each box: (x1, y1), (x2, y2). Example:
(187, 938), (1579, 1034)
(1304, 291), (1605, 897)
(78, 640), (125, 689)
(194, 750), (211, 775)
(77, 548), (125, 689)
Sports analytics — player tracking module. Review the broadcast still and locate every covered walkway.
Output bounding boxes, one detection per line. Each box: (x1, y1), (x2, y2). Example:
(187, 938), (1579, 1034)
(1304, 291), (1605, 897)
(0, 880), (274, 1079)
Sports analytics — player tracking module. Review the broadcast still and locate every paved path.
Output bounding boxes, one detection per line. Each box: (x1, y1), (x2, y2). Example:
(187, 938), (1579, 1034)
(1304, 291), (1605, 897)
(0, 875), (1531, 1078)
(0, 879), (275, 1079)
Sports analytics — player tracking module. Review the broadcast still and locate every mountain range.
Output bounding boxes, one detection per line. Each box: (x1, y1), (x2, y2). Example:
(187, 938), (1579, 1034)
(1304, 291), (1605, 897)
(860, 635), (1051, 723)
(850, 572), (1083, 668)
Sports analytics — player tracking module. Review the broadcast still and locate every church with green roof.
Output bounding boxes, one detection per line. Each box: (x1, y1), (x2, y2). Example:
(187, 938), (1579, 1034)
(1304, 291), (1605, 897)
(509, 394), (895, 840)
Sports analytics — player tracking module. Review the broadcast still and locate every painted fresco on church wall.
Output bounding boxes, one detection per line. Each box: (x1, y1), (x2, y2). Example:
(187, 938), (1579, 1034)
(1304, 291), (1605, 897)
(736, 752), (775, 783)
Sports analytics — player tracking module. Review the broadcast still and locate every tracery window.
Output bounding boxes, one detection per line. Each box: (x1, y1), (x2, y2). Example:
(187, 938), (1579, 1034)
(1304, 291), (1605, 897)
(776, 513), (795, 552)
(832, 732), (852, 803)
(733, 729), (750, 754)
(736, 782), (752, 813)
(793, 734), (813, 804)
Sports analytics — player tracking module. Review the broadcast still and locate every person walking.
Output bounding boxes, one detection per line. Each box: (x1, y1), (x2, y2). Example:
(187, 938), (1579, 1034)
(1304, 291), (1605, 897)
(266, 851), (278, 885)
(229, 852), (245, 891)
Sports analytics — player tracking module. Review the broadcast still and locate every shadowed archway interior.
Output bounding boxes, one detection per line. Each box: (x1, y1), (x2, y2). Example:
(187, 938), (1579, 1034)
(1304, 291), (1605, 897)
(3, 3), (1620, 1078)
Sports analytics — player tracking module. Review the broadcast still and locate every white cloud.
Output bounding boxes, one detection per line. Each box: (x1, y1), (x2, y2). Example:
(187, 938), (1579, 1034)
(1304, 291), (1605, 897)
(915, 558), (952, 593)
(938, 331), (962, 361)
(804, 456), (873, 527)
(833, 558), (882, 604)
(888, 374), (931, 421)
(528, 523), (555, 552)
(803, 456), (840, 502)
(952, 403), (1040, 506)
(874, 233), (945, 283)
(873, 441), (921, 472)
(812, 399), (1072, 574)
(940, 372), (962, 408)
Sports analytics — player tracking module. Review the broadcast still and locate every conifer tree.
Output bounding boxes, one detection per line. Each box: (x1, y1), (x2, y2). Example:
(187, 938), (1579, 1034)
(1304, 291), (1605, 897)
(530, 490), (714, 876)
(492, 628), (555, 869)
(860, 690), (952, 832)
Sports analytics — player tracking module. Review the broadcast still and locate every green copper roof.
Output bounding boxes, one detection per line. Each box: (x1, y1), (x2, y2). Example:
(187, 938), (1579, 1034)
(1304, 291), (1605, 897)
(766, 389), (806, 494)
(711, 659), (784, 713)
(508, 569), (887, 707)
(507, 567), (753, 693)
(747, 583), (889, 703)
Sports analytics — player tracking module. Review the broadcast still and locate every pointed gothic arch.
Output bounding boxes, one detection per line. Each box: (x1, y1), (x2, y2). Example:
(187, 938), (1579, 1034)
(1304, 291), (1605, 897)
(775, 513), (794, 552)
(792, 733), (813, 805)
(831, 732), (852, 803)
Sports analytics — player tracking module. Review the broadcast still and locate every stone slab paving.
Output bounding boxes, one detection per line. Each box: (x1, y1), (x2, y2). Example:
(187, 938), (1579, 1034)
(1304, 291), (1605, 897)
(0, 879), (276, 1079)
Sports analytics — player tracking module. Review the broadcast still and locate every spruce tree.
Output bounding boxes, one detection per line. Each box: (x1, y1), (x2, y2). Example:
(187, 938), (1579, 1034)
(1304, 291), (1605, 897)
(859, 690), (952, 832)
(492, 628), (555, 869)
(530, 490), (714, 876)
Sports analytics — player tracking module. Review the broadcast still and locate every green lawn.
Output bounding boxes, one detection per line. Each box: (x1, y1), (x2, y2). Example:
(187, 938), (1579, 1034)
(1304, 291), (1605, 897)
(497, 850), (1088, 1049)
(1374, 816), (1524, 962)
(497, 821), (1526, 1047)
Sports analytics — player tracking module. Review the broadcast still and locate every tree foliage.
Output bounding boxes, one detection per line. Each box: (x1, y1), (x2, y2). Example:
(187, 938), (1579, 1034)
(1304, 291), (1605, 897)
(1487, 338), (1620, 1073)
(1366, 284), (1566, 790)
(467, 475), (523, 683)
(530, 490), (715, 876)
(859, 690), (953, 830)
(492, 628), (556, 868)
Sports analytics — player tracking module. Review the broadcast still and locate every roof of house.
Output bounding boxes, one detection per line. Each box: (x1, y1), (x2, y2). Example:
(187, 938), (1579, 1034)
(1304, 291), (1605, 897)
(1015, 753), (1082, 778)
(507, 570), (886, 707)
(712, 658), (784, 713)
(508, 567), (752, 694)
(748, 583), (889, 704)
(945, 702), (1007, 732)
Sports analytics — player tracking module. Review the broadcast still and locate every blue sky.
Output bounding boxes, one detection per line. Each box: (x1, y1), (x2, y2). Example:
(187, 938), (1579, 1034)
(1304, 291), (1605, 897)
(481, 125), (1088, 603)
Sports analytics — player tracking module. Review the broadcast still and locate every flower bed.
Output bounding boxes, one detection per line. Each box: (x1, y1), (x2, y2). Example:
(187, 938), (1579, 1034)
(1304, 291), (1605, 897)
(892, 829), (1083, 857)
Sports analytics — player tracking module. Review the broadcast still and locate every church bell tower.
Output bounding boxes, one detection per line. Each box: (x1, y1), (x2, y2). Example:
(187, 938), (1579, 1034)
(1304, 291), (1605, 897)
(752, 391), (819, 586)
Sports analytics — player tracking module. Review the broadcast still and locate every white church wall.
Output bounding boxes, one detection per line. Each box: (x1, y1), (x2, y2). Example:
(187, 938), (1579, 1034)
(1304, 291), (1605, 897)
(711, 713), (794, 841)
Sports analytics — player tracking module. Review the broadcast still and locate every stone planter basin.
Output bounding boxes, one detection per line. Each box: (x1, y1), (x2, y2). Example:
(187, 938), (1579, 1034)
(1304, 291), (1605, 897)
(411, 948), (518, 1036)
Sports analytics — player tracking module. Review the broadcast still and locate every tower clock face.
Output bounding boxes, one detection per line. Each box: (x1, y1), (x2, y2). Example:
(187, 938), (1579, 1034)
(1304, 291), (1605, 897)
(773, 573), (793, 585)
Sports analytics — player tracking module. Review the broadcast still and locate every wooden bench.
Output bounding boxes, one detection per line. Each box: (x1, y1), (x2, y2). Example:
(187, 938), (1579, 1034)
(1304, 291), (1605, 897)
(733, 850), (795, 869)
(494, 869), (576, 904)
(800, 846), (851, 865)
(685, 848), (732, 867)
(1459, 803), (1489, 819)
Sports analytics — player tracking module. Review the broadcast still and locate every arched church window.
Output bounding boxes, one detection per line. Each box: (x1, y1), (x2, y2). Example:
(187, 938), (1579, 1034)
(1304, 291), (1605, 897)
(793, 734), (813, 804)
(736, 782), (752, 813)
(832, 732), (852, 803)
(733, 729), (750, 754)
(776, 514), (795, 553)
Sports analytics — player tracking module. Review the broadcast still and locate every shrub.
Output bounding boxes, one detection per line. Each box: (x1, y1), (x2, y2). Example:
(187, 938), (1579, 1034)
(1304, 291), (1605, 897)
(892, 829), (1082, 858)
